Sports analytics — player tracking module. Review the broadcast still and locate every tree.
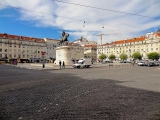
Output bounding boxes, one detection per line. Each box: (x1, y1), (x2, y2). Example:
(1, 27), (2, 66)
(147, 52), (160, 60)
(108, 54), (116, 60)
(120, 53), (127, 61)
(99, 54), (106, 60)
(132, 52), (142, 60)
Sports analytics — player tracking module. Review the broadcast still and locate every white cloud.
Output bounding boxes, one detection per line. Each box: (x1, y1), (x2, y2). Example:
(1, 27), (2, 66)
(0, 0), (160, 44)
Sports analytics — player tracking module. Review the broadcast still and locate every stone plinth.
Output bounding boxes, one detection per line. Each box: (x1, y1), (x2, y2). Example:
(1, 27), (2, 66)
(55, 46), (73, 65)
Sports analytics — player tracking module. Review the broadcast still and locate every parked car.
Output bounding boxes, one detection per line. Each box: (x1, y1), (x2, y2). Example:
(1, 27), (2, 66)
(154, 61), (160, 66)
(104, 60), (113, 63)
(120, 60), (127, 63)
(137, 61), (145, 66)
(126, 61), (132, 63)
(144, 61), (155, 67)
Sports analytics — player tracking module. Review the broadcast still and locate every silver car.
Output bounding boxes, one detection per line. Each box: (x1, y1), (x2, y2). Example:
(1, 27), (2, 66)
(154, 61), (160, 66)
(137, 61), (145, 66)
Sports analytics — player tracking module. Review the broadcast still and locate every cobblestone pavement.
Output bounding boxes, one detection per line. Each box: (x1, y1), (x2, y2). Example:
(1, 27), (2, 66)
(0, 64), (160, 120)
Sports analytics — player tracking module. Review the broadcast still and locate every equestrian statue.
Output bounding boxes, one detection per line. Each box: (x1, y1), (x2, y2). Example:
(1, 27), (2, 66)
(59, 30), (69, 45)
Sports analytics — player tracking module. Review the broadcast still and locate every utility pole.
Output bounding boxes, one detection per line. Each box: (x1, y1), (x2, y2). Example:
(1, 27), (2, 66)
(96, 33), (121, 45)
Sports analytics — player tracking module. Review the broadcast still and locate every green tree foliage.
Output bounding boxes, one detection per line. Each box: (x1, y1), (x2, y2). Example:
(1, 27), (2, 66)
(99, 54), (106, 60)
(147, 52), (160, 60)
(108, 54), (116, 60)
(120, 53), (127, 60)
(132, 52), (142, 60)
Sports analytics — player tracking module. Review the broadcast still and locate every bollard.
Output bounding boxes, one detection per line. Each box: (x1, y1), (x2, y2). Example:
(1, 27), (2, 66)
(43, 63), (45, 68)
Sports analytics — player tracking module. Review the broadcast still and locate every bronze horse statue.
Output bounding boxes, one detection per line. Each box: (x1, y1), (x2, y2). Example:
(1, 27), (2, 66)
(60, 30), (69, 45)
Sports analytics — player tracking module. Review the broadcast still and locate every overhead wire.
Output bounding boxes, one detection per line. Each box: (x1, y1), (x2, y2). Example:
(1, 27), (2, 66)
(53, 0), (159, 19)
(0, 3), (138, 30)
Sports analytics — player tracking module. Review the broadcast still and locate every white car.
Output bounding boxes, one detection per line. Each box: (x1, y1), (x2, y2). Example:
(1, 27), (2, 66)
(138, 61), (145, 66)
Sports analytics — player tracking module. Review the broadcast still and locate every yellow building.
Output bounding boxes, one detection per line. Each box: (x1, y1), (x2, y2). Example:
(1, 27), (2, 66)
(0, 33), (46, 62)
(97, 30), (160, 61)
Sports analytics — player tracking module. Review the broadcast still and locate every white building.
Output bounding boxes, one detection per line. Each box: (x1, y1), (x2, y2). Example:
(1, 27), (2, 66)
(44, 38), (60, 61)
(73, 37), (97, 47)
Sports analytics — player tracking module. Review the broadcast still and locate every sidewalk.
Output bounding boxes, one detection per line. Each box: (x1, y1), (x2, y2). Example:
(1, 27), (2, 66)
(6, 63), (73, 70)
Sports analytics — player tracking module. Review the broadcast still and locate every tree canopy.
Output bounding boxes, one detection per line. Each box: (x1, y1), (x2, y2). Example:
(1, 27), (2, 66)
(132, 52), (142, 60)
(120, 53), (127, 60)
(99, 54), (106, 60)
(147, 52), (160, 60)
(108, 54), (116, 60)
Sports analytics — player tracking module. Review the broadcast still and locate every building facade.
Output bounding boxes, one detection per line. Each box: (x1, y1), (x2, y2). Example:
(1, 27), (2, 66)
(0, 33), (46, 62)
(84, 44), (97, 62)
(44, 38), (60, 61)
(73, 37), (97, 47)
(97, 31), (160, 61)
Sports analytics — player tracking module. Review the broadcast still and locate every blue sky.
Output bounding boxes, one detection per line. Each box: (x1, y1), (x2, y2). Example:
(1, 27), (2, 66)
(0, 0), (160, 44)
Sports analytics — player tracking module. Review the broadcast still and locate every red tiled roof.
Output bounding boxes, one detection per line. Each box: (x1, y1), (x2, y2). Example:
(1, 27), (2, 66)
(45, 38), (59, 42)
(0, 33), (45, 43)
(108, 36), (145, 45)
(98, 44), (107, 46)
(84, 44), (97, 47)
(154, 32), (160, 37)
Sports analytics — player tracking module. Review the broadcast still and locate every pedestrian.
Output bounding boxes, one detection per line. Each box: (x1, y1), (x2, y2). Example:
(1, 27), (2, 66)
(62, 61), (65, 69)
(132, 60), (135, 66)
(59, 60), (62, 69)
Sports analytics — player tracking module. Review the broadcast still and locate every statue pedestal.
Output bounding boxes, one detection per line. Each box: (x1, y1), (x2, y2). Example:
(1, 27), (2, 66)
(55, 46), (73, 65)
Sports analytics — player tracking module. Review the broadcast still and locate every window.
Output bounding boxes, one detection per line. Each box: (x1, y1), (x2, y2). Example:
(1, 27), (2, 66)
(5, 49), (7, 52)
(0, 48), (2, 52)
(0, 43), (2, 46)
(151, 48), (153, 51)
(9, 54), (12, 57)
(14, 54), (16, 57)
(0, 54), (2, 57)
(9, 49), (12, 52)
(14, 49), (16, 52)
(156, 48), (158, 51)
